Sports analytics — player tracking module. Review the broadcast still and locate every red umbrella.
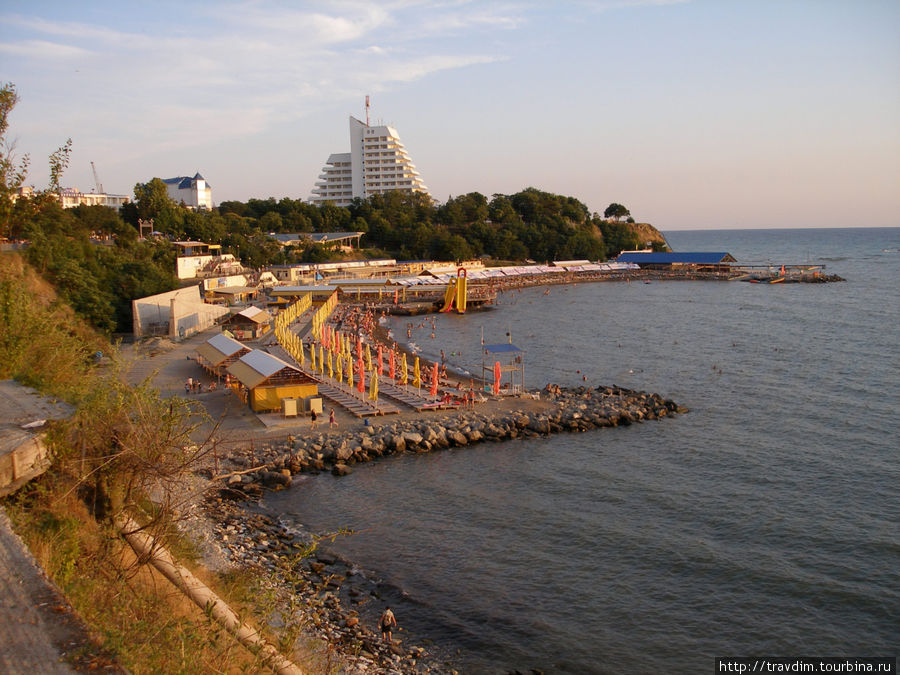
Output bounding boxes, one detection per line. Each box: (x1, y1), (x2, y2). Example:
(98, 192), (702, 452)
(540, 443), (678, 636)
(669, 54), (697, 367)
(430, 361), (439, 398)
(377, 344), (384, 376)
(493, 361), (501, 395)
(389, 349), (396, 380)
(357, 350), (365, 394)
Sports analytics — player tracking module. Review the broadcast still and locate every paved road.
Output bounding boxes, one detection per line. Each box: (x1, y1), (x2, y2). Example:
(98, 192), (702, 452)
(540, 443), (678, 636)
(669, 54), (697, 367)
(0, 507), (96, 673)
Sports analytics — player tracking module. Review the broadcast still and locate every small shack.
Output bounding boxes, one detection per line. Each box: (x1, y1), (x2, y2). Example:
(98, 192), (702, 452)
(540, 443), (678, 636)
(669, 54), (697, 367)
(226, 350), (318, 413)
(222, 306), (273, 340)
(196, 333), (251, 378)
(614, 251), (736, 272)
(208, 285), (259, 305)
(482, 343), (525, 396)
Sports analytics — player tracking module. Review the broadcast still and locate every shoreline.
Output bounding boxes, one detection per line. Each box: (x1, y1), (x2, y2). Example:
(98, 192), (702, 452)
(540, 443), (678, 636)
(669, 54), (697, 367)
(195, 384), (688, 672)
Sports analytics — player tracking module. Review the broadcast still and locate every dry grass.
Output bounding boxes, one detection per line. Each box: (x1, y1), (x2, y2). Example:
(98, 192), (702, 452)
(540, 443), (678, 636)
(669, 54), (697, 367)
(5, 474), (291, 674)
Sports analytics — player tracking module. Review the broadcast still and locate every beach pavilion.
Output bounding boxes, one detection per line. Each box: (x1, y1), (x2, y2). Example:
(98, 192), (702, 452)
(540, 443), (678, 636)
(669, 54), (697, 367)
(226, 350), (318, 413)
(222, 306), (273, 340)
(196, 333), (251, 379)
(614, 251), (736, 272)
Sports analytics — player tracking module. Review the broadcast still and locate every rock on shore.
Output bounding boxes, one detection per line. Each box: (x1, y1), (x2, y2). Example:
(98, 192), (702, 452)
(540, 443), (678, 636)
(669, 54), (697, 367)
(198, 385), (686, 673)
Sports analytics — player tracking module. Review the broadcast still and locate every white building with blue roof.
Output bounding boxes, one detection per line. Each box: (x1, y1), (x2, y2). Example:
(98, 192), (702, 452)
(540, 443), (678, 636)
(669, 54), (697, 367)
(162, 172), (212, 210)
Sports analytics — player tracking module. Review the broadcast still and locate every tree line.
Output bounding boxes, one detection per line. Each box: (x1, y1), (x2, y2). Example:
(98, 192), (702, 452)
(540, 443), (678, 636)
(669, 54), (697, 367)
(2, 81), (662, 335)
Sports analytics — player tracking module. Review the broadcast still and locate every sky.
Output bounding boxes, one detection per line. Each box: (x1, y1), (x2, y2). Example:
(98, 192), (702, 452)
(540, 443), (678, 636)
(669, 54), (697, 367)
(1, 0), (898, 230)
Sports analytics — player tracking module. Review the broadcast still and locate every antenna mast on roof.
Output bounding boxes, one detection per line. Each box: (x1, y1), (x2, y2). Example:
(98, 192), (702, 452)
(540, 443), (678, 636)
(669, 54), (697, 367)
(365, 95), (370, 126)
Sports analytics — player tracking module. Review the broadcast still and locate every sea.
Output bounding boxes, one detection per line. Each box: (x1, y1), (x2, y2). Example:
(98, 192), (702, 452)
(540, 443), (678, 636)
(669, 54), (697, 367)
(264, 228), (899, 673)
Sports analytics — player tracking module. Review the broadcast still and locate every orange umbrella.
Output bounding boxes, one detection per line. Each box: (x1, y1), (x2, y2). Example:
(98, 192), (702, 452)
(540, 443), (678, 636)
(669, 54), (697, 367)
(389, 349), (395, 380)
(357, 351), (365, 394)
(430, 361), (439, 398)
(493, 361), (501, 395)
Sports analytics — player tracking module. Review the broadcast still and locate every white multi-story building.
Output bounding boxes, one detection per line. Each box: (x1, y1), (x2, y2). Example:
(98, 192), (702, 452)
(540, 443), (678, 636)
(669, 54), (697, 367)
(311, 116), (429, 207)
(162, 173), (212, 210)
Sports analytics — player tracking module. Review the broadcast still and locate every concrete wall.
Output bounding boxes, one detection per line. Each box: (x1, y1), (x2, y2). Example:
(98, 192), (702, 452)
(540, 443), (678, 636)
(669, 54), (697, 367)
(132, 286), (229, 338)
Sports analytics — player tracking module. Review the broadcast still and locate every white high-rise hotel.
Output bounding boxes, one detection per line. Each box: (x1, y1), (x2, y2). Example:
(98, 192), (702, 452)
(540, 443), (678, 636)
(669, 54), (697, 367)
(310, 114), (430, 207)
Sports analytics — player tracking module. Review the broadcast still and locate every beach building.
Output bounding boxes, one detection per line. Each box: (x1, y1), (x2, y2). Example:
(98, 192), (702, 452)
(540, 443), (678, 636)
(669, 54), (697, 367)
(195, 333), (251, 378)
(11, 186), (129, 210)
(132, 286), (230, 338)
(226, 350), (318, 413)
(615, 252), (736, 271)
(173, 241), (242, 280)
(222, 306), (272, 339)
(270, 232), (365, 251)
(161, 173), (212, 210)
(310, 114), (429, 207)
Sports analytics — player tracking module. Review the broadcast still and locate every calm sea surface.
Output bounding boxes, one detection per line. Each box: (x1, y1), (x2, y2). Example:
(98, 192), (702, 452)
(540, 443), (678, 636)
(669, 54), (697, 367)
(265, 228), (899, 673)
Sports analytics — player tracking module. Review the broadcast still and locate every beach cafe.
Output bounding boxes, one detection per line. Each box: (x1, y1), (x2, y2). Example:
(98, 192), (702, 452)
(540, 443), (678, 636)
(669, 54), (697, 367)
(226, 349), (318, 413)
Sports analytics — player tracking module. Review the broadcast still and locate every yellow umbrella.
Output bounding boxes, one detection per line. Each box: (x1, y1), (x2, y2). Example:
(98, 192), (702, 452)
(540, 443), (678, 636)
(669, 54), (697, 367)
(369, 370), (379, 402)
(318, 344), (325, 375)
(365, 344), (373, 372)
(400, 353), (408, 385)
(413, 356), (421, 388)
(309, 342), (316, 370)
(335, 350), (343, 383)
(297, 338), (305, 366)
(327, 349), (333, 379)
(347, 355), (354, 389)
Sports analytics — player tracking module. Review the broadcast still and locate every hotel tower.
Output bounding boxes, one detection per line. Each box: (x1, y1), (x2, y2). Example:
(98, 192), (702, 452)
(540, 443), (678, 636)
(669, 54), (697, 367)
(310, 108), (430, 207)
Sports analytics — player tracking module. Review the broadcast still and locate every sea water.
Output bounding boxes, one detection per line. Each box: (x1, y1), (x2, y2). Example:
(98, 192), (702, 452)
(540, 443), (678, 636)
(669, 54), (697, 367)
(264, 228), (899, 673)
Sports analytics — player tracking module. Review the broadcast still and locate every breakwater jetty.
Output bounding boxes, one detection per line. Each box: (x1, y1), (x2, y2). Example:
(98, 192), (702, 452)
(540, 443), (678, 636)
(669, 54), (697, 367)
(200, 384), (687, 672)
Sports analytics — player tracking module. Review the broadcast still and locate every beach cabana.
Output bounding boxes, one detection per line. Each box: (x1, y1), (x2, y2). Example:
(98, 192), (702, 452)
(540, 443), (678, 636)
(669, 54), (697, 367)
(226, 350), (318, 413)
(222, 306), (273, 340)
(196, 333), (251, 377)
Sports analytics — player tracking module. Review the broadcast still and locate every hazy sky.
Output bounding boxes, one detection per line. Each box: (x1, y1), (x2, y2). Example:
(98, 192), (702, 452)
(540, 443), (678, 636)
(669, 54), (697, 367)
(2, 0), (898, 229)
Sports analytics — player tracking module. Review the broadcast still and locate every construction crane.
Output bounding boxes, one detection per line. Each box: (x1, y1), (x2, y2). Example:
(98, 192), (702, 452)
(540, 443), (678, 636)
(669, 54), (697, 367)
(90, 161), (104, 194)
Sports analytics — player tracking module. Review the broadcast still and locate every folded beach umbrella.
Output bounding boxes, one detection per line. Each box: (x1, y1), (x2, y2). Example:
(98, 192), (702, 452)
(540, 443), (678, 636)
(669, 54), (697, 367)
(335, 350), (343, 383)
(369, 370), (379, 402)
(413, 356), (421, 388)
(365, 344), (373, 372)
(327, 349), (333, 379)
(318, 344), (325, 375)
(389, 349), (395, 380)
(309, 342), (316, 370)
(493, 361), (502, 395)
(347, 355), (353, 389)
(357, 354), (365, 394)
(400, 353), (408, 385)
(430, 362), (439, 398)
(377, 344), (384, 376)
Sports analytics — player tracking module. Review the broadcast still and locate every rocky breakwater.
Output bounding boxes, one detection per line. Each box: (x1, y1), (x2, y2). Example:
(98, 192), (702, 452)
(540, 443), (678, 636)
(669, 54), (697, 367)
(204, 385), (687, 672)
(216, 385), (688, 491)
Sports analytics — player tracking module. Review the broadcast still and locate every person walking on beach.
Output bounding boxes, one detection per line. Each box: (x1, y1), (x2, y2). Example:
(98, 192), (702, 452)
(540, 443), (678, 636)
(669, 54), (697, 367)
(329, 408), (337, 428)
(310, 410), (318, 430)
(380, 606), (397, 643)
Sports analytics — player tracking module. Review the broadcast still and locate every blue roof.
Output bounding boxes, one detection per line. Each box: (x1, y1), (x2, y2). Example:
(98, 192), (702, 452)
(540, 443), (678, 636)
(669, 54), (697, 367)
(615, 252), (735, 264)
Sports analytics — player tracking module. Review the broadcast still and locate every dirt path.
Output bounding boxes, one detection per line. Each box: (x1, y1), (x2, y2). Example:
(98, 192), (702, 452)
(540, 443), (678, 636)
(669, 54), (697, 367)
(0, 507), (121, 673)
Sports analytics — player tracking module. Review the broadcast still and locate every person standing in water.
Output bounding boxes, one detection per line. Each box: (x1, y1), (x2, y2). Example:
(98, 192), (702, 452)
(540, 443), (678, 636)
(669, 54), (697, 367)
(380, 606), (397, 643)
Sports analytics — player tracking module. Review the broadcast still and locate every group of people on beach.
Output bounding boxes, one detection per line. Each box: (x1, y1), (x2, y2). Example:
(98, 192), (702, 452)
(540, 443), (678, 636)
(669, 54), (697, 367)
(184, 377), (216, 394)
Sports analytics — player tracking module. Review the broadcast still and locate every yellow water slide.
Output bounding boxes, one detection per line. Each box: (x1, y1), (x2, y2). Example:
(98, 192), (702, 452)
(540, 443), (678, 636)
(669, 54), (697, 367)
(456, 273), (467, 313)
(440, 278), (457, 312)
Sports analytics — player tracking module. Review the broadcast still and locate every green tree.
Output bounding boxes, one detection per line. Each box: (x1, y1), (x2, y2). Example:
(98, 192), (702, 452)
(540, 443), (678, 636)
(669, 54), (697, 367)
(48, 138), (72, 194)
(0, 83), (31, 239)
(603, 203), (631, 221)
